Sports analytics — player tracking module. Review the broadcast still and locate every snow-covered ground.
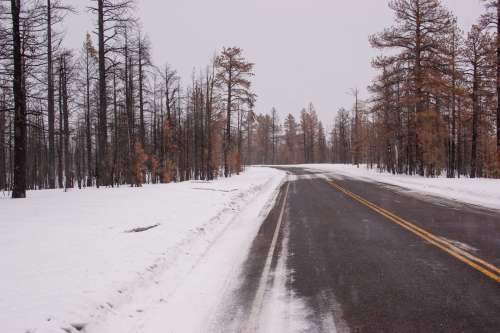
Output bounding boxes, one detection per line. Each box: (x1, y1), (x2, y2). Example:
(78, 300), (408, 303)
(296, 164), (500, 210)
(0, 167), (286, 333)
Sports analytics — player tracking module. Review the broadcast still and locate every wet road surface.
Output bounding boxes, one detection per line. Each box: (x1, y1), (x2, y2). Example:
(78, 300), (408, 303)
(216, 167), (500, 332)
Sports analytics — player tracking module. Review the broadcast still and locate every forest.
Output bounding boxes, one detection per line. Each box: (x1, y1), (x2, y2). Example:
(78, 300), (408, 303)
(1, 0), (500, 199)
(263, 0), (500, 179)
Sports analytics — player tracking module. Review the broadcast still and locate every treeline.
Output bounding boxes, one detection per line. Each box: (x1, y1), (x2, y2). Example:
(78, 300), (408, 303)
(363, 0), (500, 178)
(0, 0), (255, 198)
(252, 0), (500, 179)
(2, 0), (499, 200)
(345, 0), (500, 178)
(243, 104), (329, 166)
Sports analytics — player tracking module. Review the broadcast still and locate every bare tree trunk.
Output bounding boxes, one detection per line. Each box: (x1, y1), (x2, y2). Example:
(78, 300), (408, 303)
(47, 0), (56, 189)
(152, 80), (158, 183)
(0, 94), (6, 190)
(414, 3), (424, 176)
(97, 0), (108, 187)
(237, 106), (242, 173)
(85, 43), (93, 187)
(224, 73), (232, 178)
(58, 60), (64, 188)
(471, 65), (480, 178)
(449, 32), (457, 178)
(111, 71), (118, 186)
(352, 89), (361, 167)
(457, 98), (463, 178)
(271, 108), (277, 165)
(246, 115), (252, 166)
(497, 2), (500, 169)
(138, 39), (146, 148)
(75, 127), (83, 189)
(205, 72), (214, 180)
(62, 56), (72, 189)
(127, 54), (135, 185)
(11, 0), (27, 198)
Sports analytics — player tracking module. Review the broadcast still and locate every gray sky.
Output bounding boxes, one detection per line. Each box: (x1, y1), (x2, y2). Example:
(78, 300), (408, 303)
(63, 0), (484, 125)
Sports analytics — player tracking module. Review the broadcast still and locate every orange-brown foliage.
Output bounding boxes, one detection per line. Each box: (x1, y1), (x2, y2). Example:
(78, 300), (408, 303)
(132, 143), (148, 186)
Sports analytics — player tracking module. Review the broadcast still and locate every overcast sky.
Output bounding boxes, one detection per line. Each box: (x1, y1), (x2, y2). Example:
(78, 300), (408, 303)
(63, 0), (484, 125)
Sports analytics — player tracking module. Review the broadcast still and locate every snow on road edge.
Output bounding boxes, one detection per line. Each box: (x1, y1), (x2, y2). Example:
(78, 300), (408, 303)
(257, 214), (316, 333)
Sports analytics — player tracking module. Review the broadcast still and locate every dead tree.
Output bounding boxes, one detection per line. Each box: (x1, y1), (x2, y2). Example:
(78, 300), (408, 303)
(89, 0), (135, 187)
(10, 0), (27, 198)
(462, 25), (491, 178)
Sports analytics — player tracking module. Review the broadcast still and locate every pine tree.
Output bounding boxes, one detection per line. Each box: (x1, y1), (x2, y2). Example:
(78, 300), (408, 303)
(370, 0), (453, 175)
(215, 47), (255, 177)
(462, 25), (492, 178)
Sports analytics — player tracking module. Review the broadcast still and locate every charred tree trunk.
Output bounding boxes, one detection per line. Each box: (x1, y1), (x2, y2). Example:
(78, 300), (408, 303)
(0, 95), (6, 191)
(11, 0), (27, 198)
(85, 43), (93, 187)
(126, 42), (136, 185)
(205, 74), (214, 180)
(47, 0), (56, 189)
(497, 2), (500, 168)
(111, 71), (118, 186)
(138, 40), (145, 148)
(96, 0), (108, 187)
(62, 56), (72, 189)
(57, 60), (64, 188)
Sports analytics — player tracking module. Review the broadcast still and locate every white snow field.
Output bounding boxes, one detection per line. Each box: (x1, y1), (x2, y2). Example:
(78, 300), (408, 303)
(0, 167), (286, 333)
(297, 164), (500, 210)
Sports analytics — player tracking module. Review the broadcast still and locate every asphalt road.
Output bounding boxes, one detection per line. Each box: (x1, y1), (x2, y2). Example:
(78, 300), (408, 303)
(217, 167), (500, 332)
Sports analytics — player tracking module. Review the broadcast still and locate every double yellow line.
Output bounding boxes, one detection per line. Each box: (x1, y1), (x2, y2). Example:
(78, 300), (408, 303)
(328, 180), (500, 283)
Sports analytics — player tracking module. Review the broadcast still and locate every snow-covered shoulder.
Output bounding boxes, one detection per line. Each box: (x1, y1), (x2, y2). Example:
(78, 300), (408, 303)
(297, 164), (500, 210)
(0, 167), (286, 333)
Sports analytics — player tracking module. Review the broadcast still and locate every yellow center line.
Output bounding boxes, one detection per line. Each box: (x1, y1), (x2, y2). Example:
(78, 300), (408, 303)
(328, 180), (500, 283)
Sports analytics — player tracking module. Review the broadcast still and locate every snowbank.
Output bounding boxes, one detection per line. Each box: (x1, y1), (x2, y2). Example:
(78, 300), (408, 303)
(0, 167), (286, 333)
(296, 164), (500, 210)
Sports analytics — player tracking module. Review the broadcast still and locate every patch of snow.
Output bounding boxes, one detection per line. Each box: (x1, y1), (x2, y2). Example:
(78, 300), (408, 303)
(439, 237), (479, 254)
(257, 205), (347, 333)
(289, 173), (329, 181)
(0, 167), (286, 333)
(258, 217), (315, 333)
